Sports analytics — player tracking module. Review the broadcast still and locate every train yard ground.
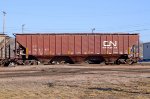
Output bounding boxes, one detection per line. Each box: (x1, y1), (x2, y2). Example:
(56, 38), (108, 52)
(0, 64), (150, 99)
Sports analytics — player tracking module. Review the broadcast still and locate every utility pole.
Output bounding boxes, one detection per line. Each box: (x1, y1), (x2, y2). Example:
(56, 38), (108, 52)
(2, 11), (6, 34)
(2, 11), (6, 59)
(22, 24), (25, 33)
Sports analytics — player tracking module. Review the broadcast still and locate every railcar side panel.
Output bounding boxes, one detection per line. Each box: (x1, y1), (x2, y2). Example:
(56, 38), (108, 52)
(82, 35), (88, 55)
(16, 35), (27, 47)
(50, 35), (56, 55)
(56, 35), (62, 55)
(112, 35), (119, 54)
(75, 35), (82, 55)
(26, 35), (32, 55)
(123, 35), (129, 54)
(101, 35), (107, 54)
(118, 35), (124, 54)
(95, 35), (100, 54)
(68, 35), (75, 55)
(32, 35), (38, 55)
(44, 35), (50, 55)
(37, 35), (44, 55)
(13, 33), (140, 65)
(88, 35), (95, 54)
(129, 35), (139, 57)
(106, 35), (113, 54)
(62, 35), (69, 55)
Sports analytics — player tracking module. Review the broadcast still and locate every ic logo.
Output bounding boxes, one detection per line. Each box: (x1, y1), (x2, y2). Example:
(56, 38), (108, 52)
(103, 41), (117, 47)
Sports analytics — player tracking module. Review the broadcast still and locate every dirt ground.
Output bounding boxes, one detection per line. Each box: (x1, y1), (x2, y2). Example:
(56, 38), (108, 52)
(0, 64), (150, 99)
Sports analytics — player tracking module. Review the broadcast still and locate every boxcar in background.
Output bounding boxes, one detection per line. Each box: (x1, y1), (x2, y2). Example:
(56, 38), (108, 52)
(15, 33), (139, 65)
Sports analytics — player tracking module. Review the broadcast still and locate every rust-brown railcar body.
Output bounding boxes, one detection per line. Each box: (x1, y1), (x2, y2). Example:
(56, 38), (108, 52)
(15, 33), (139, 65)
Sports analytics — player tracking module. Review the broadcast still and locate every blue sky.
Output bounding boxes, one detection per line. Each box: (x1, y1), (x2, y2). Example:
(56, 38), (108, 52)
(0, 0), (150, 42)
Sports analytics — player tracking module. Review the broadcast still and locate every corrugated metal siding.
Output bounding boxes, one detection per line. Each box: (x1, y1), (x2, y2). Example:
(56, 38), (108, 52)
(143, 43), (150, 59)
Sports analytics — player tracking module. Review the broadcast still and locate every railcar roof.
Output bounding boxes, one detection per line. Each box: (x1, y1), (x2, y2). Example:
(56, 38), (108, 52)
(14, 33), (139, 35)
(143, 42), (150, 44)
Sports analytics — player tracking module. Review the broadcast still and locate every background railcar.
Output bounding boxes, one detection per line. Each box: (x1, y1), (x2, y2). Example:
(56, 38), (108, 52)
(0, 34), (15, 65)
(14, 33), (139, 65)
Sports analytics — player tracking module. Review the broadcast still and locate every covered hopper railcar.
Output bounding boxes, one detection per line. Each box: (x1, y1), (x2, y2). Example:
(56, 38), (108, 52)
(0, 34), (16, 66)
(14, 33), (139, 65)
